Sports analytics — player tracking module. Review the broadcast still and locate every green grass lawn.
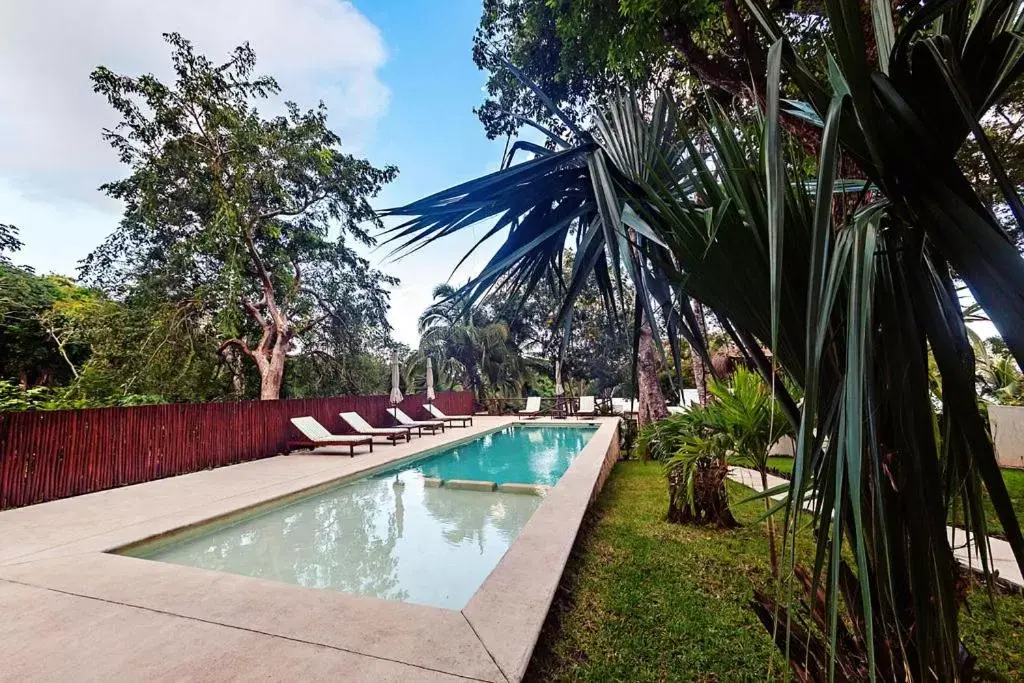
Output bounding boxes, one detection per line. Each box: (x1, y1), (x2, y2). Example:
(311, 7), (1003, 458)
(768, 456), (1024, 539)
(529, 460), (1024, 681)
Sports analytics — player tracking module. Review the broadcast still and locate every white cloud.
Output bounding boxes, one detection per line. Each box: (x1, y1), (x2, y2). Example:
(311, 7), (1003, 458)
(0, 0), (389, 205)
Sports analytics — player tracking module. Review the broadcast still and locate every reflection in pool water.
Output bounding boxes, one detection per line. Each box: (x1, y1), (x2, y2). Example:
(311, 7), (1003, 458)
(134, 472), (542, 609)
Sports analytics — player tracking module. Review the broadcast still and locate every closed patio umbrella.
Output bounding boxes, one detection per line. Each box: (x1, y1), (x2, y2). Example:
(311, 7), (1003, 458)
(425, 357), (436, 403)
(554, 359), (564, 412)
(390, 349), (403, 405)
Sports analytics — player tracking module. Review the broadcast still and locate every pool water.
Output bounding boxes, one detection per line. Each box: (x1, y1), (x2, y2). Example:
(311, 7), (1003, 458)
(385, 425), (596, 485)
(125, 424), (596, 609)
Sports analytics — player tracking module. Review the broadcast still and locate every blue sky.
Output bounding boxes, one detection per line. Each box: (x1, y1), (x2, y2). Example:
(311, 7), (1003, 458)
(361, 0), (510, 344)
(0, 0), (509, 346)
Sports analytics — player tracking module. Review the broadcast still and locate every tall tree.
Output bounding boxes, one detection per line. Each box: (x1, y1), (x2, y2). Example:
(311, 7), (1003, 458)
(492, 253), (633, 396)
(85, 33), (398, 399)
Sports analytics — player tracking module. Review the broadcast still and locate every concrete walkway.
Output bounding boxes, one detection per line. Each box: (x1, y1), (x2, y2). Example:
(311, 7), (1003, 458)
(727, 466), (1023, 587)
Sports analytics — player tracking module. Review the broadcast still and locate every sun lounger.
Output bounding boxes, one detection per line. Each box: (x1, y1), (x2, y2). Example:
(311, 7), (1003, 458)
(424, 403), (473, 426)
(518, 395), (543, 418)
(287, 417), (373, 456)
(576, 395), (596, 418)
(339, 412), (411, 444)
(388, 407), (445, 436)
(612, 398), (638, 415)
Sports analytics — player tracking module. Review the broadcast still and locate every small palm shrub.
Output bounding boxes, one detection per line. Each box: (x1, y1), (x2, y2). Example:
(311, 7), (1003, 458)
(635, 411), (702, 461)
(665, 430), (737, 527)
(638, 408), (738, 527)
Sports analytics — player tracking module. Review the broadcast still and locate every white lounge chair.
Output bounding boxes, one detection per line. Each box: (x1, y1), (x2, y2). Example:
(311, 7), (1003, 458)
(667, 405), (687, 415)
(388, 407), (445, 436)
(610, 397), (628, 414)
(424, 404), (473, 427)
(518, 396), (543, 418)
(339, 412), (411, 444)
(576, 395), (597, 418)
(288, 417), (373, 456)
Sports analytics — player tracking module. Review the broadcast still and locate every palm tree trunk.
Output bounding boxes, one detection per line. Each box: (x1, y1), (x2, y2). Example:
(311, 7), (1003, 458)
(637, 316), (669, 428)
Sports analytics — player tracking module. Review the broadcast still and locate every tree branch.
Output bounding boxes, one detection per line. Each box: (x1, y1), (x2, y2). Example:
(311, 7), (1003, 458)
(218, 337), (256, 360)
(294, 311), (331, 336)
(241, 295), (269, 328)
(256, 190), (329, 222)
(662, 17), (748, 96)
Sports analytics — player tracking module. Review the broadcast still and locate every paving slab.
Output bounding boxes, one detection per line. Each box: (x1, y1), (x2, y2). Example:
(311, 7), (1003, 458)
(0, 553), (504, 682)
(464, 419), (620, 682)
(0, 580), (474, 682)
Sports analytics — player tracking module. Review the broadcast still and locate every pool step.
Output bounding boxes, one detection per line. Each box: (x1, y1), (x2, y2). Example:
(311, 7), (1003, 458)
(445, 479), (497, 492)
(422, 477), (549, 496)
(497, 482), (545, 496)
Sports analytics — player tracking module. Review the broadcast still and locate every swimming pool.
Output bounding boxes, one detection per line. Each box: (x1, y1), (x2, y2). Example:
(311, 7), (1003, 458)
(124, 424), (597, 609)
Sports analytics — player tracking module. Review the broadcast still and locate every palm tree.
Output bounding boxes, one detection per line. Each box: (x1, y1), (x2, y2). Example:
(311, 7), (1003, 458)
(383, 2), (1024, 678)
(417, 284), (533, 399)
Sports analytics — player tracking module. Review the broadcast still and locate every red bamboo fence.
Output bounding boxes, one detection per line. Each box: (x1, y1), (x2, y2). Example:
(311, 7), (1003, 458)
(0, 390), (473, 510)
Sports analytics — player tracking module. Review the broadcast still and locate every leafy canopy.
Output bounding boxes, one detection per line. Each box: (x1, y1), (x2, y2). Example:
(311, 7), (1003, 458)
(83, 33), (398, 396)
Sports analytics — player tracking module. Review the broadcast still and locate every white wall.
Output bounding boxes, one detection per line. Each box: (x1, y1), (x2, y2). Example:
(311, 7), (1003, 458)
(989, 405), (1024, 469)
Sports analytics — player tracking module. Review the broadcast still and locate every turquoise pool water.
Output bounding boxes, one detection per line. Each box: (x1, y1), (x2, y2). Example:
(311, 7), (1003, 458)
(380, 424), (596, 486)
(125, 424), (597, 609)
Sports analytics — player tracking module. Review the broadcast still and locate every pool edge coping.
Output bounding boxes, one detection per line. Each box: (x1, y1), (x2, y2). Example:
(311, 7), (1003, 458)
(462, 418), (621, 682)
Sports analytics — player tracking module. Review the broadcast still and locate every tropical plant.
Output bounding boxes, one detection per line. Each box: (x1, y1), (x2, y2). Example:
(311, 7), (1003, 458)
(636, 409), (737, 526)
(710, 368), (791, 485)
(972, 332), (1024, 406)
(384, 0), (1024, 677)
(664, 430), (736, 528)
(418, 284), (538, 398)
(707, 367), (792, 573)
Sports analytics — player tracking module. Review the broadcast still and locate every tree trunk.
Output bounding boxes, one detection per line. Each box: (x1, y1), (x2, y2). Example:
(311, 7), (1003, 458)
(258, 336), (289, 400)
(223, 346), (246, 397)
(637, 316), (669, 429)
(689, 298), (709, 405)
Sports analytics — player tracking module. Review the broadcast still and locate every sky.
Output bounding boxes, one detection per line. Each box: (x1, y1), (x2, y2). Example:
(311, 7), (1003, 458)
(0, 0), (509, 347)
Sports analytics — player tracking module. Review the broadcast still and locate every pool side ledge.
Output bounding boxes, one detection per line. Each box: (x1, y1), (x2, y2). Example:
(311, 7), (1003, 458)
(462, 417), (621, 682)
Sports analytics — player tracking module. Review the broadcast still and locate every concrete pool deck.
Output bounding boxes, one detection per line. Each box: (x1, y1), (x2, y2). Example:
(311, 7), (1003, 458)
(0, 415), (620, 682)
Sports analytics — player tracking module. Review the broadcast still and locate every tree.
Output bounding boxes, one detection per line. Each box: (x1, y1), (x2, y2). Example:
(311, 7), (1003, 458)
(0, 231), (93, 389)
(85, 33), (398, 399)
(491, 253), (633, 396)
(473, 0), (840, 146)
(384, 1), (1024, 675)
(0, 223), (21, 264)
